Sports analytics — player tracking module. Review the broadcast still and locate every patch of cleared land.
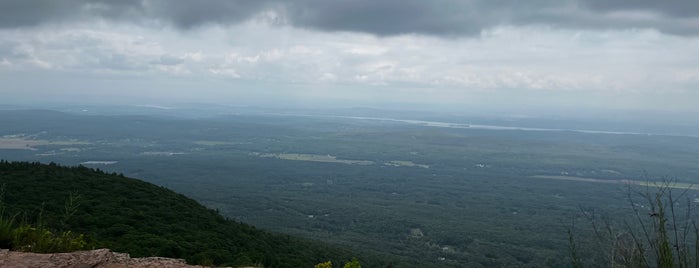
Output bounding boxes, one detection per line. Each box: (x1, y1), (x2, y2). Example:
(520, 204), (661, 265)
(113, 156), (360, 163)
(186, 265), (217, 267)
(194, 141), (239, 146)
(47, 140), (91, 145)
(0, 137), (90, 151)
(36, 152), (62, 156)
(256, 153), (374, 165)
(530, 175), (699, 190)
(141, 151), (187, 156)
(637, 181), (698, 190)
(81, 161), (118, 165)
(385, 160), (429, 169)
(0, 138), (44, 150)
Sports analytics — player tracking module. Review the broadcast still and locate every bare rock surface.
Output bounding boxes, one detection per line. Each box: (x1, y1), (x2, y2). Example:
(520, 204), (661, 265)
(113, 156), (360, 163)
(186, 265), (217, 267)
(0, 248), (212, 268)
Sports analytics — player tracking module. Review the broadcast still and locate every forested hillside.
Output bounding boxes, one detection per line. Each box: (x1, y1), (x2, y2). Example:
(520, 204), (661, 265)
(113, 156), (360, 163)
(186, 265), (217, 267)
(0, 161), (381, 267)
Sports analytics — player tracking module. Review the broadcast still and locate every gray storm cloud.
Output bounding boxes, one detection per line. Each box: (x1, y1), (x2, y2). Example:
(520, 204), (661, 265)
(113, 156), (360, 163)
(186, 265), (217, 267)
(582, 0), (699, 18)
(0, 0), (698, 36)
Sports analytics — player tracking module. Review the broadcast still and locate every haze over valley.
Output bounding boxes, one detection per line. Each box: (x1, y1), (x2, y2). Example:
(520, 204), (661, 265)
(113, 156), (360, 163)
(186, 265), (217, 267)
(2, 1), (699, 267)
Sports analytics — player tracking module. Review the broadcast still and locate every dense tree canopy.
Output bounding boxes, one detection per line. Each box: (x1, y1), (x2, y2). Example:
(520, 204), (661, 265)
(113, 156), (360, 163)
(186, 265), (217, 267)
(0, 161), (378, 267)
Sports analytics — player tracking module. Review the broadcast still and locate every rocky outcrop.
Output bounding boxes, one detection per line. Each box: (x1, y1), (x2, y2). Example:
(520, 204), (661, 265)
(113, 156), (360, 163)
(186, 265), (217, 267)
(0, 248), (211, 268)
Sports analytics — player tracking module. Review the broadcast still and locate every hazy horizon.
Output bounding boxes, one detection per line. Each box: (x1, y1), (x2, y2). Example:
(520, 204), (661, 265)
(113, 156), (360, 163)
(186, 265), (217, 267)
(1, 1), (698, 115)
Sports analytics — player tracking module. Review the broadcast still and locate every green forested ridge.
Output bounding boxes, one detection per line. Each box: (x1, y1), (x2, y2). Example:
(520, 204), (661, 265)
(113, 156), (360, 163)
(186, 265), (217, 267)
(0, 160), (381, 267)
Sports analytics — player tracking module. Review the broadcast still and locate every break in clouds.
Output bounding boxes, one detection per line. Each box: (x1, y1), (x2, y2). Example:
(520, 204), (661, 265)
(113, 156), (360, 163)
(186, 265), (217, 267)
(0, 0), (698, 111)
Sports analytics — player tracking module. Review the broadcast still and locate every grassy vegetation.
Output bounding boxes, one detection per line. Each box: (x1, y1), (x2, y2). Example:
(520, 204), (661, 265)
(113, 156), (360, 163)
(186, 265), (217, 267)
(0, 185), (91, 253)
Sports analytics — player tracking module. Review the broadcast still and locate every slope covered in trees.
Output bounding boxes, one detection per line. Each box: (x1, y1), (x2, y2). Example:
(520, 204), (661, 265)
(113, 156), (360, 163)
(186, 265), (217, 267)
(0, 161), (378, 267)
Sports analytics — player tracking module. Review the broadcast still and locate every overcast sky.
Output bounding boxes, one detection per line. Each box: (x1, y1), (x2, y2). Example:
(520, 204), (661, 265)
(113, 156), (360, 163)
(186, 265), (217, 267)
(1, 0), (698, 113)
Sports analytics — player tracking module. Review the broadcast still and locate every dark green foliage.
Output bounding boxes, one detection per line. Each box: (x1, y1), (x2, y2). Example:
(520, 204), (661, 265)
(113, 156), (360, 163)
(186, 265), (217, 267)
(342, 258), (362, 268)
(314, 260), (333, 268)
(314, 258), (363, 268)
(0, 161), (380, 267)
(0, 200), (15, 248)
(0, 184), (90, 253)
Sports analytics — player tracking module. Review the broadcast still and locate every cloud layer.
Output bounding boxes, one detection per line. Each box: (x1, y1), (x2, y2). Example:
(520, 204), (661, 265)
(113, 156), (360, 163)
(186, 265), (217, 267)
(1, 1), (698, 113)
(1, 0), (698, 36)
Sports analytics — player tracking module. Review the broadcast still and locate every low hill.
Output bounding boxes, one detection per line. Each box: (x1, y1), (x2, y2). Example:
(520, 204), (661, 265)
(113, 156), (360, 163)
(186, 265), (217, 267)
(0, 161), (380, 267)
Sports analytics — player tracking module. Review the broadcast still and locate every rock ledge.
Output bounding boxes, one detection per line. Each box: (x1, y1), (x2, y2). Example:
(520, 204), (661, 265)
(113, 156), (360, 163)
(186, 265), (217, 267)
(0, 248), (210, 268)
